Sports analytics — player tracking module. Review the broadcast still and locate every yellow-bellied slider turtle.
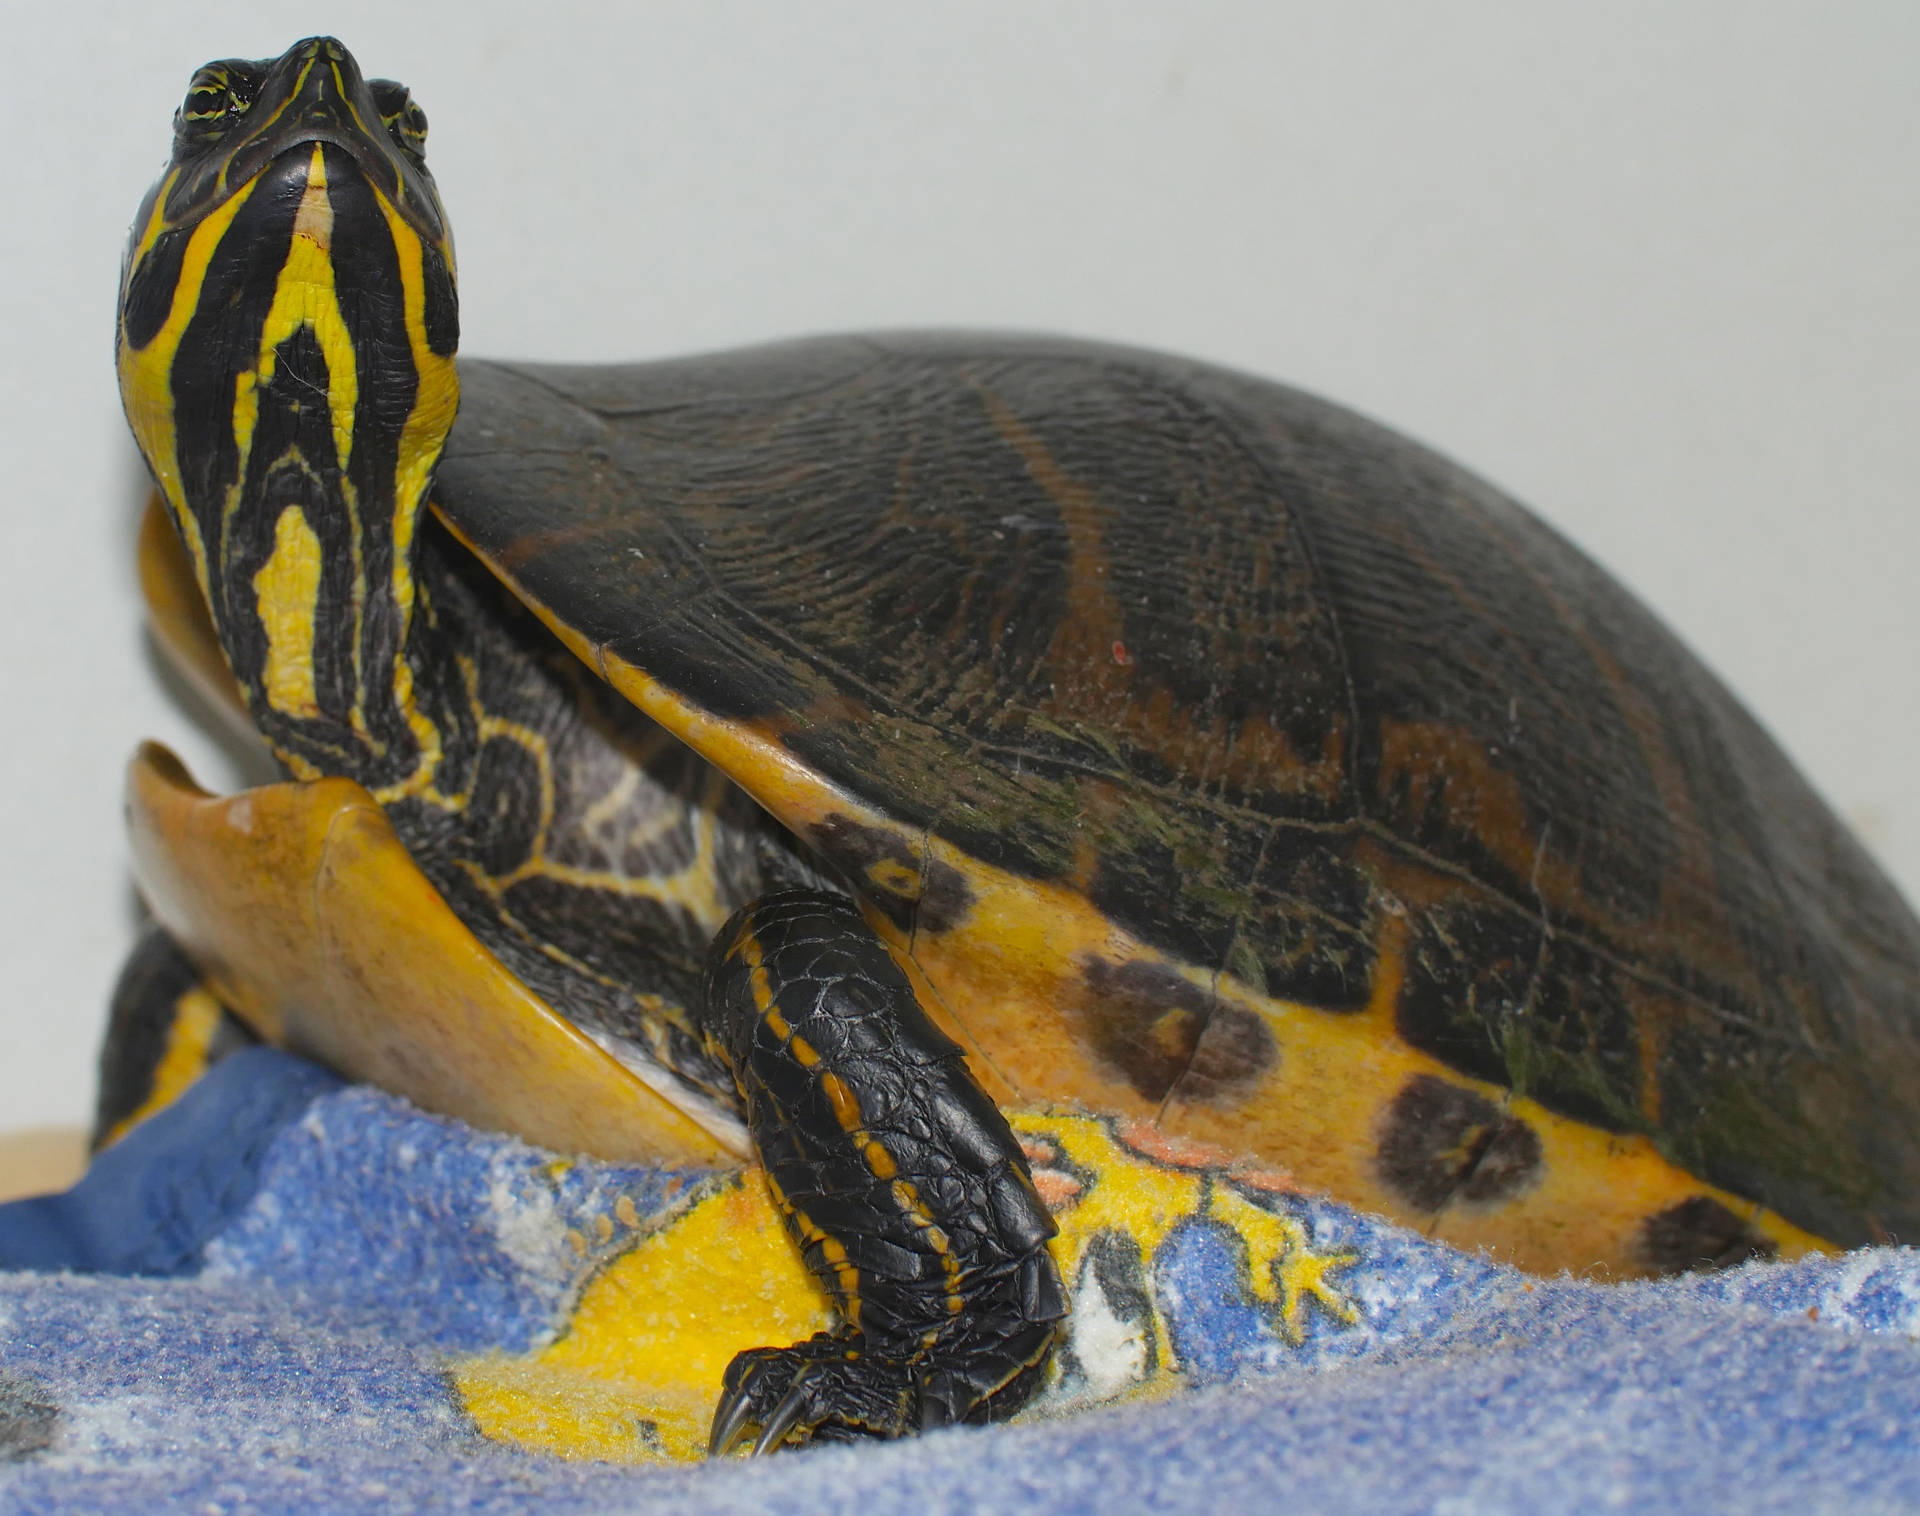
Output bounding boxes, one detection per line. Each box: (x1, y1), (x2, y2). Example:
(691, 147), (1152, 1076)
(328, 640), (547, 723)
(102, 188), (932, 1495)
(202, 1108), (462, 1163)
(110, 37), (1920, 1449)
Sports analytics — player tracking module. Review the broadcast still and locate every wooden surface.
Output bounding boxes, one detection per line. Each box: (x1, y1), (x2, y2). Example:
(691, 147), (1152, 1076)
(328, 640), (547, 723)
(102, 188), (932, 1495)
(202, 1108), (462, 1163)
(0, 1127), (86, 1202)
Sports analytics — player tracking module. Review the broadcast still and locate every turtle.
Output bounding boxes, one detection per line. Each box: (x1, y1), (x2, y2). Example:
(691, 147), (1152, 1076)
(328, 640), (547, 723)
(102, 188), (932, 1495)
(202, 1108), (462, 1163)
(106, 36), (1920, 1451)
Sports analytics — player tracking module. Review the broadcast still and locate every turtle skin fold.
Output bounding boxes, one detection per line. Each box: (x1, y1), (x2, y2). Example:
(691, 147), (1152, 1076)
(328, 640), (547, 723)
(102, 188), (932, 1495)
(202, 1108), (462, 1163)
(698, 890), (1066, 1452)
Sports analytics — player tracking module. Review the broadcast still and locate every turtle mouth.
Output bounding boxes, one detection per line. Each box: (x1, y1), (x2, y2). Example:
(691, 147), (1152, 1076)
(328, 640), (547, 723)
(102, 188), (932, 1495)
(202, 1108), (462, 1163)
(127, 37), (450, 269)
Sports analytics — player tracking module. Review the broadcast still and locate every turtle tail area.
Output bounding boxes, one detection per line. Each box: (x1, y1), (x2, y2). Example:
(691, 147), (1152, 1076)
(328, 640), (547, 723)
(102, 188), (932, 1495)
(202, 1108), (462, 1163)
(94, 924), (259, 1151)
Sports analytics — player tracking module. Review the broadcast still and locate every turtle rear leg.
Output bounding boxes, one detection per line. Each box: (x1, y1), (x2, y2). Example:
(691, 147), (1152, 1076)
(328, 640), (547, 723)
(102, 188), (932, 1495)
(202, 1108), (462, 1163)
(698, 889), (1065, 1453)
(95, 925), (257, 1149)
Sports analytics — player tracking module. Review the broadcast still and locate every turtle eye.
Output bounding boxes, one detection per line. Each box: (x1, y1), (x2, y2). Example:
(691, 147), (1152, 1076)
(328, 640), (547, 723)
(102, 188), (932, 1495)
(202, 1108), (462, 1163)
(180, 77), (227, 123)
(173, 62), (258, 145)
(369, 79), (428, 160)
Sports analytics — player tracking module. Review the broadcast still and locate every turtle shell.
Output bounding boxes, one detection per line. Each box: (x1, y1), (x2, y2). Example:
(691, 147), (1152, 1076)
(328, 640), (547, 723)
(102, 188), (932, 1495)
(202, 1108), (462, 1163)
(429, 332), (1920, 1270)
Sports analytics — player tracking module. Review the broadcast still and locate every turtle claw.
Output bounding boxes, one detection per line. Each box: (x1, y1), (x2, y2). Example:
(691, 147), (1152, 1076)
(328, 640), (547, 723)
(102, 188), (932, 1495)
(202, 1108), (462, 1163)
(750, 1380), (816, 1457)
(708, 1388), (758, 1459)
(707, 1332), (916, 1454)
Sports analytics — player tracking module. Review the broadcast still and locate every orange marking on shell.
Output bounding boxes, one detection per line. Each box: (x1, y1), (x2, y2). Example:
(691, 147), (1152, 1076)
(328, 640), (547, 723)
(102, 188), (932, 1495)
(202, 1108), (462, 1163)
(1634, 988), (1670, 1126)
(973, 384), (1132, 719)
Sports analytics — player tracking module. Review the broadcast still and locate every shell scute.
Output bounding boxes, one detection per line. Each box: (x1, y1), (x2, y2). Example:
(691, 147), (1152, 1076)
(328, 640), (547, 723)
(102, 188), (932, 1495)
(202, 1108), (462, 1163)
(431, 333), (1920, 1260)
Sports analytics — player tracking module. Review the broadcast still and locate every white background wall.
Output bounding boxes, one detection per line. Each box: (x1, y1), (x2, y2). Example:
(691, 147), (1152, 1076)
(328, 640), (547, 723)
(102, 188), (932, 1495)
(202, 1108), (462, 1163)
(1, 2), (1914, 1136)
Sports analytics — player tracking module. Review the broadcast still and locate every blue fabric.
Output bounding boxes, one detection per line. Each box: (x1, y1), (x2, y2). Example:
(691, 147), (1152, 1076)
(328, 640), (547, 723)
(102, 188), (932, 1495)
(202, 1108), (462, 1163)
(0, 1049), (340, 1276)
(3, 1057), (1919, 1513)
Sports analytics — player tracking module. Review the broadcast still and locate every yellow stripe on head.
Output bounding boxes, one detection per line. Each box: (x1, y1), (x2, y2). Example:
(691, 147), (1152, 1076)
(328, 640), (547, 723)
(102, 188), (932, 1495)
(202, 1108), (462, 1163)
(116, 174), (262, 605)
(238, 145), (358, 471)
(118, 39), (460, 796)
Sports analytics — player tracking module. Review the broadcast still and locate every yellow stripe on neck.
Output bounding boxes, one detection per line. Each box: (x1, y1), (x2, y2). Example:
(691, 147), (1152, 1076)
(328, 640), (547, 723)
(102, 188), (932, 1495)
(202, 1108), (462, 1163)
(254, 504), (325, 718)
(229, 143), (369, 744)
(366, 181), (460, 805)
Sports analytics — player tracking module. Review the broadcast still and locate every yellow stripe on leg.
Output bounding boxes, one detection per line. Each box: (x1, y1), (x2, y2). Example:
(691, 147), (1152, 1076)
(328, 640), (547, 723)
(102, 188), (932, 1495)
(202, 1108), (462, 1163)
(100, 985), (226, 1148)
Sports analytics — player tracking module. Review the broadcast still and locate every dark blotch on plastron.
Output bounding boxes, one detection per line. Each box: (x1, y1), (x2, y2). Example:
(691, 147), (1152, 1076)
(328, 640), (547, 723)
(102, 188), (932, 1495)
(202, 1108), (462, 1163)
(808, 814), (974, 933)
(1639, 1197), (1778, 1275)
(1376, 1073), (1543, 1213)
(0, 1374), (58, 1462)
(1078, 958), (1275, 1104)
(1179, 1001), (1279, 1105)
(1078, 958), (1208, 1100)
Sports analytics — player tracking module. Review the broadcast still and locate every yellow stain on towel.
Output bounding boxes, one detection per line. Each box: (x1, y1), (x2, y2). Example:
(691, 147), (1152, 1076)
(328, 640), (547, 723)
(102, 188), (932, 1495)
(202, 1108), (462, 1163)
(452, 1110), (1362, 1465)
(455, 1168), (835, 1462)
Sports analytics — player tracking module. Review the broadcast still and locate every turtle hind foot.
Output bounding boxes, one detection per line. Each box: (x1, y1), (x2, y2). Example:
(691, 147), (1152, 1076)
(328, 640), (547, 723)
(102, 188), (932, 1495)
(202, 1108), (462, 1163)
(709, 1333), (913, 1455)
(708, 1321), (1059, 1455)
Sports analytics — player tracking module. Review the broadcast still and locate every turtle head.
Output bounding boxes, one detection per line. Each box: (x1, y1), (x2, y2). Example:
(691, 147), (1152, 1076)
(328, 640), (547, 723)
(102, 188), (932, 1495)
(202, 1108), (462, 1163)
(117, 37), (460, 782)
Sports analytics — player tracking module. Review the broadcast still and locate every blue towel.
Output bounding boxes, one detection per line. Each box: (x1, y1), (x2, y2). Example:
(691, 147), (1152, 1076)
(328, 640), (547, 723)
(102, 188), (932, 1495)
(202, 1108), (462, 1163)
(2, 1048), (1917, 1513)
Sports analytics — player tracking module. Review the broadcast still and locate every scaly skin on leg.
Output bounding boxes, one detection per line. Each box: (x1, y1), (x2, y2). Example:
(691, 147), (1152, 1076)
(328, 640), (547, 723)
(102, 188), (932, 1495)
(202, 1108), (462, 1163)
(699, 890), (1065, 1452)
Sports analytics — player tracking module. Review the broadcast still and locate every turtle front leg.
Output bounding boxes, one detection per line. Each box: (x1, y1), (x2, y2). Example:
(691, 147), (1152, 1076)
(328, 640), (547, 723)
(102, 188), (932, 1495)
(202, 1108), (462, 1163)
(697, 889), (1065, 1453)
